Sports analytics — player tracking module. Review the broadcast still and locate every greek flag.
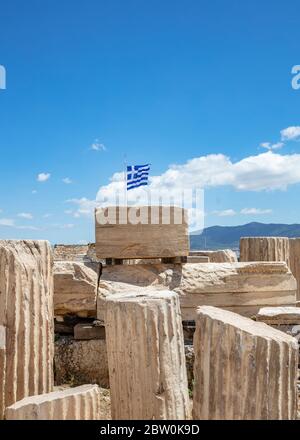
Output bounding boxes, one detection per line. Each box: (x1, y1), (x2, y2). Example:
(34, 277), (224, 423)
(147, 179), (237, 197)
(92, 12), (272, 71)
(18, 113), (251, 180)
(127, 164), (150, 190)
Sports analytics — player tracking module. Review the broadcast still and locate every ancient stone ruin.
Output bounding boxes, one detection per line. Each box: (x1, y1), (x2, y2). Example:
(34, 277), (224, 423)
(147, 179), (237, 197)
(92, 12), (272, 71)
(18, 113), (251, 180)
(0, 240), (54, 419)
(5, 385), (102, 420)
(240, 236), (300, 302)
(193, 306), (298, 420)
(105, 290), (190, 419)
(2, 208), (300, 420)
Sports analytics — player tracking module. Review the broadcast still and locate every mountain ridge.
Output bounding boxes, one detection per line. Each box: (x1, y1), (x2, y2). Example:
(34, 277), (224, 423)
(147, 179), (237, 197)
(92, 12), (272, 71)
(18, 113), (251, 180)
(190, 222), (300, 250)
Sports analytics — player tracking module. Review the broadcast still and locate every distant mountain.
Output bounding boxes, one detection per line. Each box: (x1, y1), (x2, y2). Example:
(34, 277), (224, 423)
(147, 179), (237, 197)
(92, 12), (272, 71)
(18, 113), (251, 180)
(190, 222), (300, 250)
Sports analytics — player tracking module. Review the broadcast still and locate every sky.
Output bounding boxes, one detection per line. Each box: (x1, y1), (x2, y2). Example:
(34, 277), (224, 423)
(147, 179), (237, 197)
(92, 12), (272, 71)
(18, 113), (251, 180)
(1, 0), (300, 243)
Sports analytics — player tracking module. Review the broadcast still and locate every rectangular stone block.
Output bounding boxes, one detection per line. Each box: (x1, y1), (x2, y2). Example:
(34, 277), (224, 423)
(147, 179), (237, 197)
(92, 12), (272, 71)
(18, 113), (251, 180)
(54, 261), (98, 317)
(186, 256), (210, 263)
(95, 206), (190, 259)
(193, 306), (298, 420)
(189, 249), (237, 262)
(97, 262), (297, 321)
(5, 385), (101, 420)
(74, 323), (105, 340)
(256, 306), (300, 325)
(0, 240), (54, 419)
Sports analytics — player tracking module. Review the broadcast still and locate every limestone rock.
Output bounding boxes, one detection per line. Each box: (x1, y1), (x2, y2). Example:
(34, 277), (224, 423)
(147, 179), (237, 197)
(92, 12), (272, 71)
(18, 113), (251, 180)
(240, 237), (290, 264)
(256, 306), (300, 325)
(5, 385), (101, 420)
(189, 249), (237, 263)
(97, 262), (297, 321)
(95, 206), (190, 259)
(74, 323), (105, 340)
(289, 239), (300, 301)
(0, 326), (5, 419)
(193, 306), (298, 420)
(53, 244), (89, 261)
(54, 336), (109, 388)
(105, 290), (190, 420)
(187, 256), (210, 263)
(0, 240), (54, 419)
(54, 261), (98, 317)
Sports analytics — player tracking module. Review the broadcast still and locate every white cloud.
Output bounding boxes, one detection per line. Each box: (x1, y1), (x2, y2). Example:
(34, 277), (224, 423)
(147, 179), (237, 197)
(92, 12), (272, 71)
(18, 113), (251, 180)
(260, 142), (284, 151)
(0, 218), (15, 226)
(241, 208), (272, 215)
(91, 139), (106, 152)
(62, 177), (72, 184)
(67, 151), (300, 219)
(43, 213), (52, 218)
(95, 151), (300, 195)
(37, 173), (51, 182)
(67, 198), (98, 218)
(50, 223), (75, 229)
(32, 190), (37, 194)
(17, 225), (40, 231)
(281, 126), (300, 141)
(18, 212), (33, 220)
(212, 209), (236, 217)
(60, 223), (75, 229)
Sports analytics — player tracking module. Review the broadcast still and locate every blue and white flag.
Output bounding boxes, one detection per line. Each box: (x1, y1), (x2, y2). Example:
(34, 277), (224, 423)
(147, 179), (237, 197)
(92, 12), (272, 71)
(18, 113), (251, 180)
(126, 164), (150, 191)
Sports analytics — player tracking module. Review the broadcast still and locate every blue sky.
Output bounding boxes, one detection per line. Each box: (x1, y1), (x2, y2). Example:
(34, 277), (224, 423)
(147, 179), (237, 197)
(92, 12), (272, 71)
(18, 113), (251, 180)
(1, 0), (300, 243)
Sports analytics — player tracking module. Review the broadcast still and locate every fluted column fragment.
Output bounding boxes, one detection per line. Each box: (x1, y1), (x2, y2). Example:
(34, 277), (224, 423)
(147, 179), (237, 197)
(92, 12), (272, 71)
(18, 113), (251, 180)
(240, 237), (290, 264)
(5, 385), (101, 420)
(193, 306), (298, 420)
(105, 290), (190, 420)
(0, 240), (54, 419)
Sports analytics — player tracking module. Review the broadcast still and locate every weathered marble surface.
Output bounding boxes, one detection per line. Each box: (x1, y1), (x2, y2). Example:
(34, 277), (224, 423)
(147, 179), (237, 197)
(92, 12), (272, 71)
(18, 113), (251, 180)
(95, 206), (190, 259)
(193, 306), (298, 420)
(105, 290), (190, 420)
(0, 240), (54, 419)
(98, 262), (297, 320)
(5, 385), (101, 420)
(54, 261), (98, 317)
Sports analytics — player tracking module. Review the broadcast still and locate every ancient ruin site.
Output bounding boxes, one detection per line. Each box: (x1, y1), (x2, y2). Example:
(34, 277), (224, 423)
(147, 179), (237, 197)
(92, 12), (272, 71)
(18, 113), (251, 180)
(1, 206), (300, 420)
(2, 0), (300, 427)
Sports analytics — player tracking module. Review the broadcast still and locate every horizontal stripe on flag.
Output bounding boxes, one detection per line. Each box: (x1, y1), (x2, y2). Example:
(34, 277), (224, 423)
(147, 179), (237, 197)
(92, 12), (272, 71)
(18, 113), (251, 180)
(127, 181), (149, 190)
(127, 176), (149, 188)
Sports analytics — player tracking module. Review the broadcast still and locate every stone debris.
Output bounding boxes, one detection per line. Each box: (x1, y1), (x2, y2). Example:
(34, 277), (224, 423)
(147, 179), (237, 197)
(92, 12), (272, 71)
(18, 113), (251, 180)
(256, 306), (300, 325)
(97, 261), (296, 321)
(189, 249), (238, 263)
(74, 323), (105, 340)
(186, 256), (210, 263)
(105, 290), (190, 420)
(54, 336), (109, 388)
(0, 240), (54, 419)
(54, 244), (90, 261)
(5, 384), (101, 420)
(54, 261), (98, 317)
(193, 306), (298, 420)
(95, 206), (190, 259)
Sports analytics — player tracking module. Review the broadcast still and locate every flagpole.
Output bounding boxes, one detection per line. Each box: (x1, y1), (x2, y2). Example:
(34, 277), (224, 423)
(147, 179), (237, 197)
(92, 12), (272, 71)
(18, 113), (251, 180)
(123, 154), (127, 206)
